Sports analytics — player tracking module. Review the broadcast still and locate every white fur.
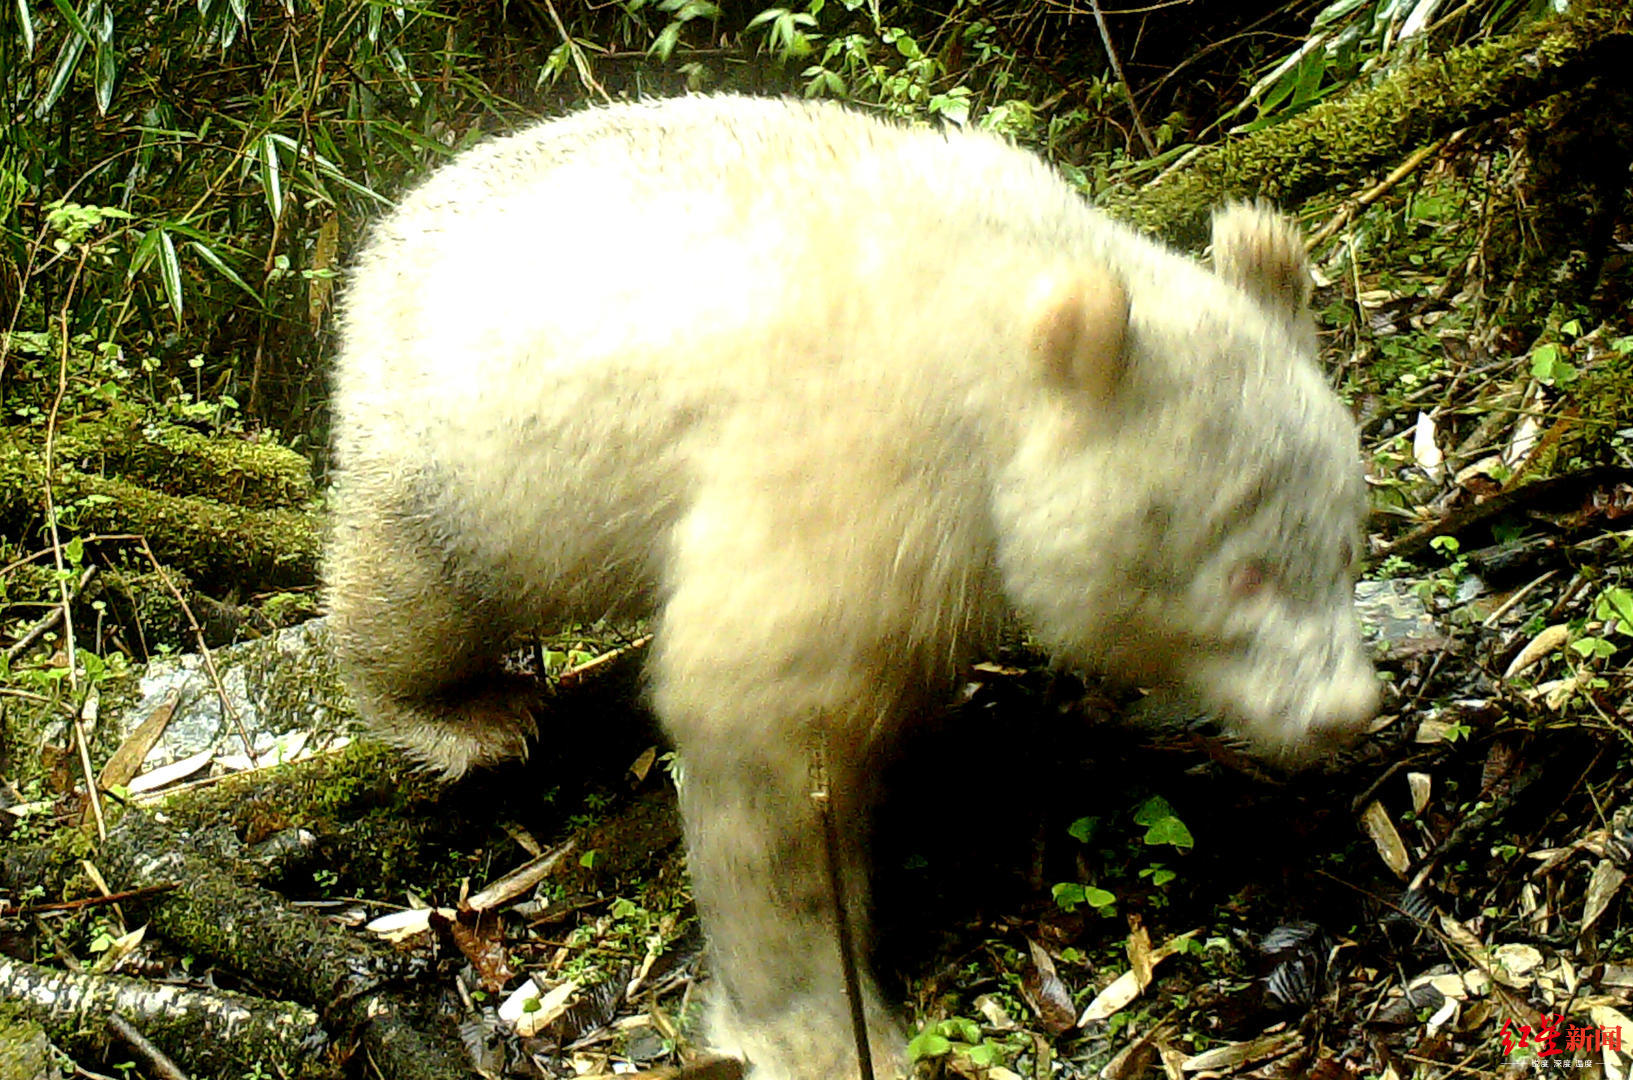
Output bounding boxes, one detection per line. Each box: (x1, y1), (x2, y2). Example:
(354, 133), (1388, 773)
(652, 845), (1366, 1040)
(325, 95), (1375, 1078)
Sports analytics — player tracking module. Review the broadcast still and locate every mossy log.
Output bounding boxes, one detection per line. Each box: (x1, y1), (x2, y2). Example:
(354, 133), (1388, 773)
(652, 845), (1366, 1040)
(0, 957), (331, 1079)
(45, 403), (314, 510)
(98, 808), (474, 1080)
(1107, 0), (1633, 245)
(0, 422), (318, 594)
(0, 1012), (60, 1080)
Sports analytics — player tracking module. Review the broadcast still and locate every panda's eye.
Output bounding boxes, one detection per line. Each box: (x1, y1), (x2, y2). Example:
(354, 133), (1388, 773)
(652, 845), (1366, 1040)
(1229, 560), (1271, 598)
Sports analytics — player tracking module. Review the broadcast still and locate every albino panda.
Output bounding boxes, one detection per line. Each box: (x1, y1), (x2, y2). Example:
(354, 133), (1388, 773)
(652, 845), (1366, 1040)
(324, 95), (1376, 1080)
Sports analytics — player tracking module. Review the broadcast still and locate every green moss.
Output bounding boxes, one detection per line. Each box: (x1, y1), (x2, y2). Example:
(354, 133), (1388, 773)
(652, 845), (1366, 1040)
(44, 402), (313, 510)
(0, 1010), (60, 1080)
(0, 443), (318, 592)
(260, 591), (321, 627)
(1101, 2), (1633, 245)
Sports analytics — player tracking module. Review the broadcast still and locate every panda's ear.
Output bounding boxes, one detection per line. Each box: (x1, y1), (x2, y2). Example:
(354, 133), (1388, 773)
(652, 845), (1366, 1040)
(1211, 202), (1316, 342)
(1028, 265), (1129, 403)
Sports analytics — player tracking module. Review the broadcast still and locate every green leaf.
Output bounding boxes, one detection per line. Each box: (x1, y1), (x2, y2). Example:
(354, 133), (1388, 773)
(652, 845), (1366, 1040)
(802, 65), (843, 97)
(187, 241), (263, 306)
(264, 132), (390, 206)
(1143, 816), (1194, 850)
(650, 19), (683, 61)
(156, 229), (183, 318)
(64, 535), (84, 566)
(1132, 795), (1175, 826)
(35, 27), (85, 116)
(15, 0), (34, 53)
(1530, 344), (1560, 381)
(126, 226), (161, 280)
(260, 133), (283, 220)
(1051, 882), (1086, 912)
(1067, 816), (1098, 843)
(745, 6), (788, 29)
(659, 0), (720, 16)
(1311, 0), (1369, 29)
(92, 32), (114, 114)
(1571, 637), (1615, 659)
(1083, 886), (1116, 908)
(906, 1031), (951, 1060)
(928, 90), (969, 125)
(967, 1041), (1004, 1067)
(1291, 48), (1327, 108)
(1595, 587), (1633, 632)
(47, 0), (90, 41)
(1135, 796), (1194, 851)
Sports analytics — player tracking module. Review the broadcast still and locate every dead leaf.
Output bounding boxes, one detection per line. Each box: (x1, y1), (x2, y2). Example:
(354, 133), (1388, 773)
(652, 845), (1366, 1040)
(1408, 772), (1432, 814)
(1098, 1021), (1169, 1079)
(1023, 938), (1076, 1035)
(502, 978), (579, 1039)
(98, 693), (177, 791)
(126, 747), (214, 793)
(1492, 943), (1543, 980)
(445, 908), (517, 993)
(1179, 1030), (1302, 1071)
(466, 840), (577, 912)
(88, 924), (146, 975)
(1414, 717), (1459, 744)
(629, 745), (659, 785)
(1126, 915), (1153, 990)
(1413, 411), (1444, 482)
(1583, 859), (1627, 933)
(307, 213), (340, 329)
(366, 905), (456, 942)
(1077, 930), (1197, 1025)
(1504, 624), (1569, 678)
(1361, 800), (1411, 877)
(974, 994), (1015, 1030)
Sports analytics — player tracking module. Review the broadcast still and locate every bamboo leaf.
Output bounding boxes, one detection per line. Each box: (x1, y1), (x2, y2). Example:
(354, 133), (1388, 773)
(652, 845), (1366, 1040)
(92, 34), (114, 113)
(34, 27), (84, 116)
(47, 0), (88, 40)
(265, 132), (390, 205)
(188, 240), (263, 306)
(157, 228), (183, 318)
(15, 0), (34, 54)
(261, 133), (283, 220)
(360, 117), (457, 159)
(217, 5), (239, 49)
(650, 19), (682, 61)
(125, 226), (161, 280)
